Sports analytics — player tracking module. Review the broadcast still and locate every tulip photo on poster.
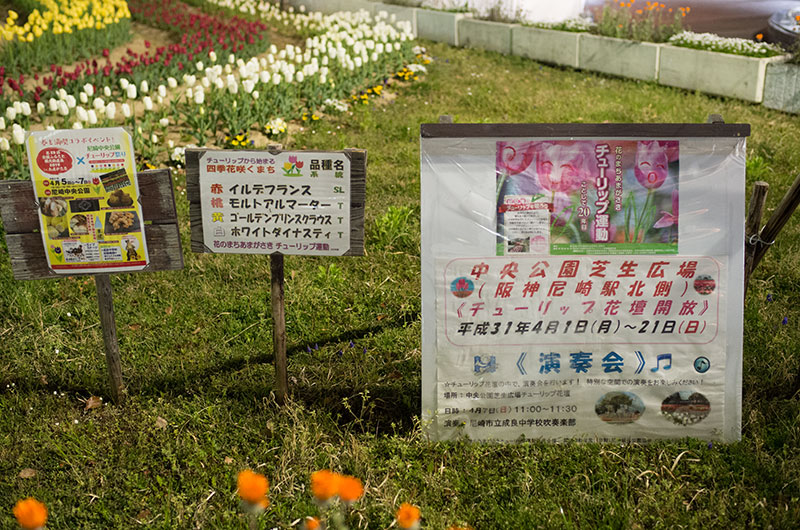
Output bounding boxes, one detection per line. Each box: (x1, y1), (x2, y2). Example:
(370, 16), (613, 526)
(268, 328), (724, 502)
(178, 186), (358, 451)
(496, 140), (679, 256)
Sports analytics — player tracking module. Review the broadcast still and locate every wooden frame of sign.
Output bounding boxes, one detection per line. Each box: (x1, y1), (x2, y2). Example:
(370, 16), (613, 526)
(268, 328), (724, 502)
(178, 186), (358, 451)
(0, 169), (184, 402)
(184, 146), (366, 404)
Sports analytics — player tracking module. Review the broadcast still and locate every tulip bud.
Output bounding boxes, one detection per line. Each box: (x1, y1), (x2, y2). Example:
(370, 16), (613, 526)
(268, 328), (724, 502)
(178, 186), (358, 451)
(122, 103), (131, 118)
(143, 96), (153, 111)
(105, 102), (116, 120)
(87, 109), (98, 125)
(126, 85), (137, 99)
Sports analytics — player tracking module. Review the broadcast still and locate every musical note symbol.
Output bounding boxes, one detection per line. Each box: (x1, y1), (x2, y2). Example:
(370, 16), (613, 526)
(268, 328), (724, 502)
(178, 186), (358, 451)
(650, 353), (672, 372)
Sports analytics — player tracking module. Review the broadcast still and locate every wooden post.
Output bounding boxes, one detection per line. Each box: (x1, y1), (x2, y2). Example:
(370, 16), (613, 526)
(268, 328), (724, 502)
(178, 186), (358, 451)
(744, 181), (769, 295)
(750, 172), (800, 273)
(270, 254), (287, 405)
(94, 274), (124, 404)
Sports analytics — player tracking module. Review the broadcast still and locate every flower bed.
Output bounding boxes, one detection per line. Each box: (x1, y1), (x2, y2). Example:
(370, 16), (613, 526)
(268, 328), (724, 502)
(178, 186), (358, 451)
(0, 0), (131, 91)
(668, 31), (785, 58)
(0, 1), (423, 178)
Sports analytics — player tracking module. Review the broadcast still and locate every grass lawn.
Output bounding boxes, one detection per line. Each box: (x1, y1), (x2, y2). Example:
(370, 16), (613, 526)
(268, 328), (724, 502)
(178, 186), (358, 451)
(2, 34), (800, 528)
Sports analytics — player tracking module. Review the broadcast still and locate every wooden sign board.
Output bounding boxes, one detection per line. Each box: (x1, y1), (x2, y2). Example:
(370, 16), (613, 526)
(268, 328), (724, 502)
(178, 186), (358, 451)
(185, 147), (365, 256)
(0, 169), (183, 280)
(0, 168), (183, 403)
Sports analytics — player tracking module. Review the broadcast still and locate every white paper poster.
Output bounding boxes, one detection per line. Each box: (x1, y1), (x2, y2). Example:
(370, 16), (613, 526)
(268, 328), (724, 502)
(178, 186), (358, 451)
(420, 125), (747, 442)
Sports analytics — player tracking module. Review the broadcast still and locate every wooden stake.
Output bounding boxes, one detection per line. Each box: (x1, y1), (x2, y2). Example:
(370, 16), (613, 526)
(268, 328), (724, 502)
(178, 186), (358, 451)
(744, 181), (769, 295)
(750, 173), (800, 273)
(94, 274), (124, 404)
(270, 253), (288, 405)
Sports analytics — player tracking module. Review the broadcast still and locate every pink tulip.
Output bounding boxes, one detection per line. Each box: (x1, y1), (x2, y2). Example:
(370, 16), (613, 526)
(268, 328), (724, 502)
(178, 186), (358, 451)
(634, 141), (670, 189)
(654, 189), (679, 228)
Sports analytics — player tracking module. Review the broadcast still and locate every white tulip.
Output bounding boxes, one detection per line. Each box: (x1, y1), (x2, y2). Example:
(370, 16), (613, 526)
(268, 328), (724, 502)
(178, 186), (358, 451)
(150, 133), (158, 144)
(126, 85), (137, 99)
(196, 61), (204, 71)
(76, 106), (89, 123)
(72, 121), (83, 129)
(105, 102), (116, 120)
(272, 73), (281, 85)
(159, 117), (169, 127)
(12, 126), (25, 144)
(228, 54), (235, 64)
(259, 71), (270, 83)
(158, 85), (167, 98)
(57, 101), (69, 116)
(143, 96), (153, 111)
(57, 88), (67, 99)
(186, 87), (194, 100)
(157, 95), (164, 105)
(104, 86), (112, 97)
(48, 98), (58, 112)
(168, 139), (174, 149)
(140, 80), (149, 93)
(242, 79), (255, 94)
(121, 103), (131, 118)
(0, 137), (9, 151)
(0, 117), (4, 130)
(295, 72), (304, 83)
(227, 81), (238, 95)
(21, 102), (31, 116)
(93, 97), (105, 110)
(209, 50), (217, 62)
(37, 102), (45, 114)
(45, 125), (55, 131)
(214, 78), (224, 90)
(13, 101), (21, 113)
(83, 83), (94, 96)
(167, 77), (178, 88)
(201, 77), (210, 88)
(119, 78), (130, 90)
(194, 89), (205, 105)
(87, 109), (98, 125)
(79, 92), (89, 105)
(5, 107), (16, 121)
(252, 90), (259, 100)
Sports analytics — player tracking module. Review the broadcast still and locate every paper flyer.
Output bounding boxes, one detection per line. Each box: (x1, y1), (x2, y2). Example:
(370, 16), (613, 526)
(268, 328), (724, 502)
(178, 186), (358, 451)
(27, 127), (149, 274)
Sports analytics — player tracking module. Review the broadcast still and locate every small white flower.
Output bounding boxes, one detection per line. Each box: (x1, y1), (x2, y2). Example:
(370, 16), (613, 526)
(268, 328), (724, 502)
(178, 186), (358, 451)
(151, 133), (158, 144)
(167, 77), (178, 88)
(159, 117), (169, 127)
(252, 90), (259, 100)
(12, 127), (25, 144)
(168, 139), (174, 149)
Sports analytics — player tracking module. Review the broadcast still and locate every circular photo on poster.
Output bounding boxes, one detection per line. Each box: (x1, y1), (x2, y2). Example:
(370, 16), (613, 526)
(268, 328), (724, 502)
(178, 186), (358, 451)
(450, 277), (474, 298)
(595, 391), (645, 424)
(121, 236), (141, 262)
(661, 391), (710, 426)
(694, 274), (716, 295)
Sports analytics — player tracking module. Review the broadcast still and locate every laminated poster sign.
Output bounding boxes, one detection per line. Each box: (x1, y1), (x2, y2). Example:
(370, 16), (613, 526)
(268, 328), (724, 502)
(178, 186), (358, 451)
(420, 124), (749, 443)
(27, 128), (149, 274)
(196, 150), (351, 256)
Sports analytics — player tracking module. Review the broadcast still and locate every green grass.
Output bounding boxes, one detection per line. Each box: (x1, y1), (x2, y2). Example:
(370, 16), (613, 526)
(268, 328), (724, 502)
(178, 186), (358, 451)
(2, 40), (800, 528)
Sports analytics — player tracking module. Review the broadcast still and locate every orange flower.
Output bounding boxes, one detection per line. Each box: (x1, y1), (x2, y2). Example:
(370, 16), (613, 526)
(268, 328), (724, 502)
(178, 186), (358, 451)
(338, 476), (364, 503)
(13, 498), (48, 529)
(237, 469), (269, 504)
(311, 470), (341, 501)
(396, 503), (421, 529)
(756, 33), (763, 41)
(303, 516), (322, 530)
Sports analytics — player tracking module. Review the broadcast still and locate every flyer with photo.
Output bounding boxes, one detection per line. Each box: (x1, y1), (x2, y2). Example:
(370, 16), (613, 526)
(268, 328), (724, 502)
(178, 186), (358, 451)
(27, 128), (149, 274)
(496, 140), (679, 255)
